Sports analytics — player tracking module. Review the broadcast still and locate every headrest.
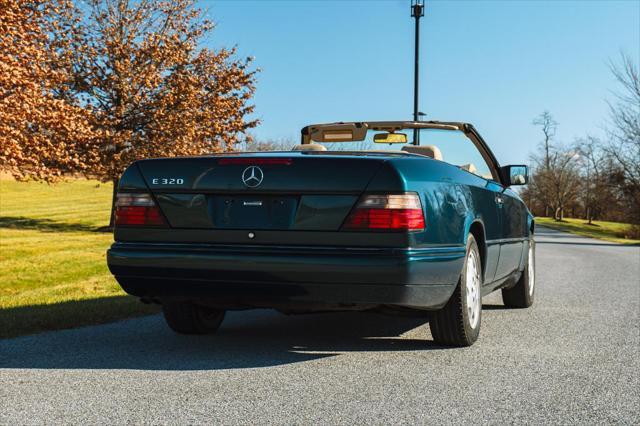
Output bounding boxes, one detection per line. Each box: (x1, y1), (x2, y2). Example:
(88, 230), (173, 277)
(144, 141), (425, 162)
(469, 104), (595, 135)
(292, 144), (327, 151)
(460, 163), (478, 174)
(401, 145), (443, 161)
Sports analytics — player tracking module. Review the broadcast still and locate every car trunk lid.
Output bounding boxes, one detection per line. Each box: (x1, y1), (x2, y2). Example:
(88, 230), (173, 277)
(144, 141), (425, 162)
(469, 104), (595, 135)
(135, 154), (387, 231)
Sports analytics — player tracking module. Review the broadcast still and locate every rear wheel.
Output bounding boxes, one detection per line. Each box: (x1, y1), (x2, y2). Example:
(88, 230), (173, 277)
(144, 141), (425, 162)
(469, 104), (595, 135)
(502, 239), (535, 308)
(430, 234), (482, 347)
(162, 301), (226, 335)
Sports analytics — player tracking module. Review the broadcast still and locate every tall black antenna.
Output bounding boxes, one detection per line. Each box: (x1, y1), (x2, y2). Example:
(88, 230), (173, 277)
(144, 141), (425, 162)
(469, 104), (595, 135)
(411, 0), (424, 145)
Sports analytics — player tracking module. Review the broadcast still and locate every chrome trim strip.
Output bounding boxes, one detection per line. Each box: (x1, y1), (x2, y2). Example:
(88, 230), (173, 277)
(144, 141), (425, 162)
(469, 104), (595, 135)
(486, 237), (526, 244)
(110, 242), (466, 258)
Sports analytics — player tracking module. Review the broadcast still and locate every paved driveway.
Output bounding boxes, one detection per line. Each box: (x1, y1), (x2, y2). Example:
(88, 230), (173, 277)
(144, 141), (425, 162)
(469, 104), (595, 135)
(1, 227), (639, 424)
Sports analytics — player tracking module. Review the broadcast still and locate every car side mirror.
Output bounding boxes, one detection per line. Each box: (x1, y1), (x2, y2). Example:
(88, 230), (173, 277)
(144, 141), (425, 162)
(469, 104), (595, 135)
(500, 165), (528, 186)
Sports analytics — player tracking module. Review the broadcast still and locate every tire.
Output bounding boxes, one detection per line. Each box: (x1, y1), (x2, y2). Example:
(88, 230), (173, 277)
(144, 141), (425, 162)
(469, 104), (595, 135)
(162, 301), (226, 335)
(502, 238), (535, 308)
(430, 234), (482, 347)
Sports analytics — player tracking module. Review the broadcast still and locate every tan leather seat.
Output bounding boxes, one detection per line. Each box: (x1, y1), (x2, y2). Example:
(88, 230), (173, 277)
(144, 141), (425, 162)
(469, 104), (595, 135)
(401, 145), (443, 161)
(460, 163), (477, 174)
(292, 143), (327, 151)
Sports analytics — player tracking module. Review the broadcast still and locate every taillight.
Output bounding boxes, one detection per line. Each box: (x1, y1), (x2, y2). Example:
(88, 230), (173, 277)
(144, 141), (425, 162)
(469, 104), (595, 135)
(115, 193), (166, 226)
(342, 193), (425, 231)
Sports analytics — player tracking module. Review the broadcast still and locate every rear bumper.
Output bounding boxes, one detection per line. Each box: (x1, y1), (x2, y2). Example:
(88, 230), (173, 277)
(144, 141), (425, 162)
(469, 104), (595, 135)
(107, 242), (465, 310)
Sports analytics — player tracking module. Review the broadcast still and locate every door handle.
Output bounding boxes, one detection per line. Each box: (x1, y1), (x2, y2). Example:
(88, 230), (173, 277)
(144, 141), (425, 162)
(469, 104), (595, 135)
(495, 194), (504, 205)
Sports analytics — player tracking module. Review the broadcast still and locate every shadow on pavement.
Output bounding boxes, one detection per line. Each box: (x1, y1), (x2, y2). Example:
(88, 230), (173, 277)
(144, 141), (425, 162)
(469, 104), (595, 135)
(0, 310), (456, 371)
(480, 304), (508, 310)
(536, 227), (639, 247)
(535, 229), (581, 238)
(536, 241), (638, 247)
(535, 225), (640, 247)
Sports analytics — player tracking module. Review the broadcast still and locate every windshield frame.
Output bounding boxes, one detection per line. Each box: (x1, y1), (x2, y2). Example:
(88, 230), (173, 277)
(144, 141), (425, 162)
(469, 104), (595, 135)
(300, 121), (503, 184)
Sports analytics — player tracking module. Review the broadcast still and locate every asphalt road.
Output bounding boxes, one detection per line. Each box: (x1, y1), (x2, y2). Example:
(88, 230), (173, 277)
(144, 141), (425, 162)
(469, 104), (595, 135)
(1, 227), (639, 424)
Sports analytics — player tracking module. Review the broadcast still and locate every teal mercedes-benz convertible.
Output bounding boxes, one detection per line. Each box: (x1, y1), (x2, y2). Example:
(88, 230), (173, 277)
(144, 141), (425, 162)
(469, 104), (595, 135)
(107, 121), (535, 346)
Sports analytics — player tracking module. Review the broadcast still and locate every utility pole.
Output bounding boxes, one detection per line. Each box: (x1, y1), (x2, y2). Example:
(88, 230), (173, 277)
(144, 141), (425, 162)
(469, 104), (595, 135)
(411, 0), (424, 145)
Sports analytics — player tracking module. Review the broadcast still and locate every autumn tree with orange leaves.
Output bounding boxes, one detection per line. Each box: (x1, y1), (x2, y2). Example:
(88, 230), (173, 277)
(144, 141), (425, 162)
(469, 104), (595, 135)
(1, 0), (258, 226)
(0, 0), (97, 181)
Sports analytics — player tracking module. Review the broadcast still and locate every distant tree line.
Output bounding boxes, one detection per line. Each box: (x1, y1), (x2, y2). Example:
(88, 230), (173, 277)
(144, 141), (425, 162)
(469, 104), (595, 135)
(522, 54), (640, 238)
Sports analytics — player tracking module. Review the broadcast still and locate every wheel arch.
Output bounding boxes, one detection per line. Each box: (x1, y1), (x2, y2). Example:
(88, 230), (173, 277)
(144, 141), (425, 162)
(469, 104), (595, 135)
(528, 213), (535, 237)
(467, 220), (487, 277)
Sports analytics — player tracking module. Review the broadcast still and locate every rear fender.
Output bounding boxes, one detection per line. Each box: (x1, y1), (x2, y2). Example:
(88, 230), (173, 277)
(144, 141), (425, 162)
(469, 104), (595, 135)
(362, 160), (408, 192)
(119, 163), (149, 192)
(517, 214), (535, 271)
(464, 216), (487, 274)
(527, 214), (535, 237)
(518, 214), (535, 272)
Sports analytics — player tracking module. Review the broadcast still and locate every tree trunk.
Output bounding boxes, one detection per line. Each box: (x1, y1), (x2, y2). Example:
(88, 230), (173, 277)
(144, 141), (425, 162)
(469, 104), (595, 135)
(108, 177), (120, 229)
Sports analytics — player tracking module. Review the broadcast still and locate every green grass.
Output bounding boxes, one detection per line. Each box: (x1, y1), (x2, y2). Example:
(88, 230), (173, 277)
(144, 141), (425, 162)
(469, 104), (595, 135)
(0, 179), (158, 339)
(536, 217), (640, 245)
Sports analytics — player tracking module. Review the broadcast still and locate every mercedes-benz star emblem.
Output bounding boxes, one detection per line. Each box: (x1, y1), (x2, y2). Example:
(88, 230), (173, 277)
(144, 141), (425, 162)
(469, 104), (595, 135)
(242, 166), (264, 188)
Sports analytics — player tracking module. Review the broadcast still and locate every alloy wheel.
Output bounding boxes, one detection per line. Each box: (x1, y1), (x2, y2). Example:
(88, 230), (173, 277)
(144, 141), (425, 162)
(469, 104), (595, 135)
(466, 250), (481, 329)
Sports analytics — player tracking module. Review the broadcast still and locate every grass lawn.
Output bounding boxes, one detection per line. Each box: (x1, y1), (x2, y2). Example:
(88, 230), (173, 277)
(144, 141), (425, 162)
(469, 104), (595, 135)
(0, 179), (158, 339)
(536, 217), (640, 245)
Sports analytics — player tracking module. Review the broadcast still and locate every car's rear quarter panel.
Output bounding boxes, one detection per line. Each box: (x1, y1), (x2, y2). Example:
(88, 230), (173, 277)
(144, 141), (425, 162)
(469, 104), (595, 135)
(370, 157), (505, 282)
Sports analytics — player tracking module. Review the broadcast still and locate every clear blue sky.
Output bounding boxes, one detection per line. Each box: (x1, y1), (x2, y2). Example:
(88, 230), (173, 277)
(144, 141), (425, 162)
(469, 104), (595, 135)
(202, 0), (639, 164)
